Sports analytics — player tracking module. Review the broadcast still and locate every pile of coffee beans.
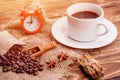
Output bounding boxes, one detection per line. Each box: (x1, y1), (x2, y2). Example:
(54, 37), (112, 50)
(0, 44), (43, 76)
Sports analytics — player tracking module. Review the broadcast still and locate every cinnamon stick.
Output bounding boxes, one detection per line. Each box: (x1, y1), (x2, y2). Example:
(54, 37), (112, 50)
(78, 54), (104, 80)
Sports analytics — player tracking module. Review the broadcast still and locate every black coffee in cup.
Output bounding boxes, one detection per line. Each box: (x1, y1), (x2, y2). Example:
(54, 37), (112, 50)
(72, 11), (99, 19)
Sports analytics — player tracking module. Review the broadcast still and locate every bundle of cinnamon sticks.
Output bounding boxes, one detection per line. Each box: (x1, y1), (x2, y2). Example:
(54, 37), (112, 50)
(78, 54), (104, 80)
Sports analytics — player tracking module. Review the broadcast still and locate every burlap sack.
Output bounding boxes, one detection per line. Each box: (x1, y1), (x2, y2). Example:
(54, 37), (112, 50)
(0, 30), (25, 55)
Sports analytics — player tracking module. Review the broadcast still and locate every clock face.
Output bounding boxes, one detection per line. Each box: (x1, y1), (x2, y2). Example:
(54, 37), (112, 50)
(24, 16), (40, 31)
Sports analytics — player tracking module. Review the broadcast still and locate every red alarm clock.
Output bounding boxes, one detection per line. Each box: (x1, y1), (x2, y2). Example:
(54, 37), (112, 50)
(20, 5), (43, 34)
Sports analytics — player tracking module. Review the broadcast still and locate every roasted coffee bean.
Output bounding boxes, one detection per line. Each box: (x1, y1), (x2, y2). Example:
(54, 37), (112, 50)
(13, 64), (19, 69)
(3, 66), (11, 72)
(3, 68), (8, 72)
(11, 50), (16, 54)
(20, 70), (24, 73)
(29, 62), (34, 66)
(28, 65), (33, 69)
(33, 68), (38, 72)
(20, 57), (25, 61)
(16, 69), (21, 73)
(38, 65), (43, 70)
(26, 68), (30, 72)
(19, 70), (24, 73)
(17, 67), (24, 73)
(38, 67), (43, 71)
(33, 71), (38, 76)
(0, 56), (3, 66)
(12, 68), (17, 72)
(32, 65), (37, 68)
(27, 57), (31, 62)
(16, 61), (25, 67)
(7, 56), (12, 60)
(31, 57), (36, 61)
(3, 60), (10, 66)
(33, 62), (38, 65)
(28, 69), (33, 74)
(28, 51), (33, 55)
(23, 67), (28, 72)
(7, 66), (12, 71)
(16, 61), (20, 64)
(7, 53), (12, 57)
(19, 62), (25, 66)
(0, 44), (43, 76)
(11, 61), (15, 64)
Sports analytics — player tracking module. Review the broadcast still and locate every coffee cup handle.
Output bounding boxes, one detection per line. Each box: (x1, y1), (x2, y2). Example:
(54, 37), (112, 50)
(97, 23), (109, 36)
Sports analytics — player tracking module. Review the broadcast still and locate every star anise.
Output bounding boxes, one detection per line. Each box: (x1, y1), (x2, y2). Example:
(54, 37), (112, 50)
(46, 60), (56, 69)
(57, 52), (69, 62)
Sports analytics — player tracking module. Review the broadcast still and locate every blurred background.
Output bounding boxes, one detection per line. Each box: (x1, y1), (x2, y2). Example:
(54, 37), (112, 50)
(0, 0), (120, 25)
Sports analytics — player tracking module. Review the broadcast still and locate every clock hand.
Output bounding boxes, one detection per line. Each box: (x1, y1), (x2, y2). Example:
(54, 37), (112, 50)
(27, 17), (32, 23)
(26, 22), (32, 26)
(26, 16), (33, 26)
(31, 16), (33, 23)
(26, 22), (32, 23)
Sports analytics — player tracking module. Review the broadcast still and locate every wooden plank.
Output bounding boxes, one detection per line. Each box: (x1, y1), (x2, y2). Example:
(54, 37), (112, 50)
(0, 0), (120, 80)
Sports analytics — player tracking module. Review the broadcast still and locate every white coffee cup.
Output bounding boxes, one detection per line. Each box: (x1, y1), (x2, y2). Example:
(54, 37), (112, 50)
(67, 3), (108, 42)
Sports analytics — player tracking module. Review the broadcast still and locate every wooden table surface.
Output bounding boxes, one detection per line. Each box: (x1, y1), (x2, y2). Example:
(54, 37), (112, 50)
(0, 0), (120, 80)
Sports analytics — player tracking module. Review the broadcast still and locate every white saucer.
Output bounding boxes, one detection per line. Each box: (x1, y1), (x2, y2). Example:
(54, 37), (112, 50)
(51, 17), (118, 49)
